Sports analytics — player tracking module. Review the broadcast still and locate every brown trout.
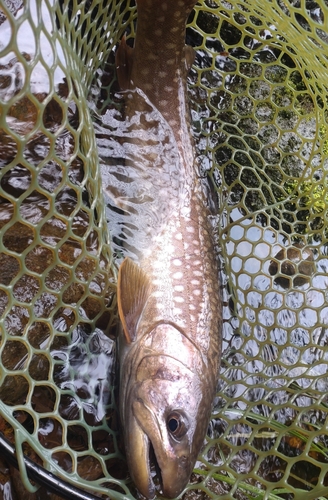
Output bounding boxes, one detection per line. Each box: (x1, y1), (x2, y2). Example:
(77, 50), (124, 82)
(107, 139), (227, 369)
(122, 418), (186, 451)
(115, 0), (222, 497)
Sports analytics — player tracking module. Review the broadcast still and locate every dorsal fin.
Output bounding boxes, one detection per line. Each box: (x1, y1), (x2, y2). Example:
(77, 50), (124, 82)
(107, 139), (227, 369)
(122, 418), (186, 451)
(117, 257), (151, 343)
(115, 34), (134, 91)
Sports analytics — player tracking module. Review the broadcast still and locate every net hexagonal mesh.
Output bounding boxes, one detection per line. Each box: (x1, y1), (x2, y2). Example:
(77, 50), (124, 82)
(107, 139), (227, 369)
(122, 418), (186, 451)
(1, 0), (328, 499)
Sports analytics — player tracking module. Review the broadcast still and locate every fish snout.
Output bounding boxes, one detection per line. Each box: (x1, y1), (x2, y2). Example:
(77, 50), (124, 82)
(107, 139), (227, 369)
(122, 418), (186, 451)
(160, 455), (192, 499)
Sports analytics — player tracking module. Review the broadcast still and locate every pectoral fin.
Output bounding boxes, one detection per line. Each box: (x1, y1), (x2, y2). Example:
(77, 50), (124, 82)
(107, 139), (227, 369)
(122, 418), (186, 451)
(117, 257), (151, 343)
(115, 34), (134, 91)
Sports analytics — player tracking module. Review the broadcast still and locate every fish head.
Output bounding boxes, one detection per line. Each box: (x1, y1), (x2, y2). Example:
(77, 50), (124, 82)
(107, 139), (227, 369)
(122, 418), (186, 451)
(121, 323), (213, 499)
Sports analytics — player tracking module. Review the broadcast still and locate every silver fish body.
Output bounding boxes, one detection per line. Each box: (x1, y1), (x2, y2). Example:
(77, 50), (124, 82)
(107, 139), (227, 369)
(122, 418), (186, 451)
(114, 0), (222, 497)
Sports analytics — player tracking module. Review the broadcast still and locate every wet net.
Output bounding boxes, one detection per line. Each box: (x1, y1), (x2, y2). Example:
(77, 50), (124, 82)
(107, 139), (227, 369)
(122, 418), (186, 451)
(1, 0), (328, 498)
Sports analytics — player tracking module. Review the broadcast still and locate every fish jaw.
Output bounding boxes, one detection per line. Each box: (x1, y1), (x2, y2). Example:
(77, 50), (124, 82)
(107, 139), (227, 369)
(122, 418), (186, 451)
(124, 412), (156, 499)
(131, 398), (195, 499)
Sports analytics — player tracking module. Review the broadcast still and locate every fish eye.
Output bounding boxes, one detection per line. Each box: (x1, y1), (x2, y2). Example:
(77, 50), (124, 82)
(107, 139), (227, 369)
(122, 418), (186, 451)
(166, 411), (188, 439)
(168, 417), (178, 433)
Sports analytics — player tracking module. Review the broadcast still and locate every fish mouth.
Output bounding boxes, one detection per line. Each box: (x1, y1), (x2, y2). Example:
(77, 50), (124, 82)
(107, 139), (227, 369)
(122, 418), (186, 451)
(126, 419), (156, 499)
(131, 432), (162, 499)
(142, 432), (190, 499)
(148, 440), (163, 492)
(128, 420), (187, 499)
(148, 437), (180, 499)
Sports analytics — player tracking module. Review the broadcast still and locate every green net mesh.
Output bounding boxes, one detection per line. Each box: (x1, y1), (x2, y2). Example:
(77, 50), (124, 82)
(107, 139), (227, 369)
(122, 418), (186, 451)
(1, 0), (328, 498)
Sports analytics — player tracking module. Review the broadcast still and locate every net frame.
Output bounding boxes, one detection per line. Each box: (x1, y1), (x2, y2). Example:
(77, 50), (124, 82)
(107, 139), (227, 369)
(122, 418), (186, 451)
(0, 0), (328, 499)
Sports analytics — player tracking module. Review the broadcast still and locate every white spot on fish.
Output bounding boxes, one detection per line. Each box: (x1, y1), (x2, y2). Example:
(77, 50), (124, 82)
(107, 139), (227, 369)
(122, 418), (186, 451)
(189, 304), (196, 311)
(164, 85), (174, 92)
(186, 226), (195, 233)
(175, 232), (183, 241)
(193, 270), (202, 277)
(191, 279), (200, 286)
(161, 2), (168, 10)
(159, 99), (169, 107)
(192, 239), (200, 245)
(145, 337), (152, 347)
(174, 285), (184, 292)
(167, 58), (176, 65)
(159, 71), (167, 79)
(193, 289), (201, 296)
(173, 258), (182, 266)
(173, 271), (183, 279)
(155, 29), (162, 37)
(174, 296), (184, 303)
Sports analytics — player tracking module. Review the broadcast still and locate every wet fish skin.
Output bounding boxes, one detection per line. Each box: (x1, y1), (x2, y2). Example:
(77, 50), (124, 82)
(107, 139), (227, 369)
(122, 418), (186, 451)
(115, 0), (222, 498)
